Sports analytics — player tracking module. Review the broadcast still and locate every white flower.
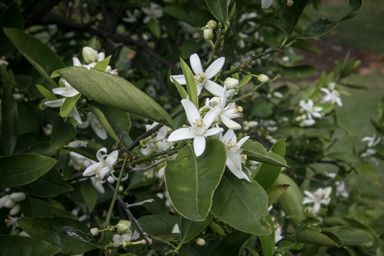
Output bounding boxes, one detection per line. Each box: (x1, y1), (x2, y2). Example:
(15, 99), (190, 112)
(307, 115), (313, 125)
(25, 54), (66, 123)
(335, 181), (349, 198)
(262, 0), (274, 9)
(275, 226), (283, 243)
(224, 77), (239, 89)
(69, 152), (96, 171)
(207, 84), (242, 130)
(140, 126), (172, 156)
(167, 99), (223, 157)
(112, 230), (140, 246)
(123, 9), (140, 23)
(171, 224), (180, 234)
(52, 79), (80, 97)
(303, 187), (332, 214)
(82, 47), (98, 63)
(68, 140), (88, 148)
(320, 88), (342, 106)
(142, 2), (163, 23)
(296, 114), (316, 127)
(83, 148), (119, 180)
(88, 112), (107, 139)
(171, 53), (225, 96)
(299, 99), (323, 120)
(362, 134), (381, 147)
(0, 59), (9, 65)
(44, 98), (83, 124)
(220, 129), (251, 182)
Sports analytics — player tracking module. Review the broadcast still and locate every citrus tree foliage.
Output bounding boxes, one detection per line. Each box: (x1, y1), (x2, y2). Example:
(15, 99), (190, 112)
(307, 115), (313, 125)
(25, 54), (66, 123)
(1, 0), (383, 255)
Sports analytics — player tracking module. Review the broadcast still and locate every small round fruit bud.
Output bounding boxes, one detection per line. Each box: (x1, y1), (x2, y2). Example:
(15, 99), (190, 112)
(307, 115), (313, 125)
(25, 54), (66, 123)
(82, 47), (98, 63)
(90, 228), (100, 236)
(207, 20), (217, 29)
(224, 77), (239, 89)
(258, 74), (269, 83)
(196, 238), (206, 246)
(204, 29), (214, 40)
(10, 192), (25, 202)
(287, 0), (294, 6)
(117, 220), (131, 234)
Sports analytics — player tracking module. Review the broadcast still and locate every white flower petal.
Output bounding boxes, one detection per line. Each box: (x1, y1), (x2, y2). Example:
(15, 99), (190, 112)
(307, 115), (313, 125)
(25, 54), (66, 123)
(69, 106), (83, 124)
(203, 106), (221, 127)
(157, 126), (168, 140)
(237, 136), (250, 148)
(96, 148), (107, 161)
(168, 128), (197, 141)
(190, 53), (204, 75)
(181, 99), (201, 126)
(170, 75), (186, 85)
(194, 136), (206, 157)
(73, 57), (81, 67)
(205, 57), (225, 79)
(44, 98), (64, 108)
(262, 0), (274, 8)
(204, 127), (224, 137)
(221, 115), (241, 130)
(106, 150), (118, 169)
(83, 162), (103, 176)
(204, 80), (223, 97)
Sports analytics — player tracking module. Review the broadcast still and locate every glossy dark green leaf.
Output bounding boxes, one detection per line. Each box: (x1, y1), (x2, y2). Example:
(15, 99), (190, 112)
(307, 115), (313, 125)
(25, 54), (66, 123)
(24, 142), (56, 156)
(254, 139), (287, 191)
(296, 229), (341, 247)
(163, 6), (197, 26)
(278, 64), (316, 79)
(18, 102), (39, 134)
(50, 114), (77, 150)
(259, 215), (275, 256)
(180, 58), (199, 108)
(0, 235), (61, 256)
(342, 0), (363, 21)
(148, 19), (161, 38)
(14, 134), (46, 154)
(242, 139), (287, 168)
(81, 182), (97, 212)
(275, 173), (305, 223)
(181, 214), (214, 244)
(205, 0), (228, 25)
(57, 67), (174, 127)
(212, 231), (251, 256)
(21, 197), (53, 217)
(17, 217), (97, 255)
(137, 215), (179, 235)
(298, 17), (341, 39)
(179, 245), (200, 256)
(275, 240), (304, 252)
(211, 172), (271, 235)
(165, 140), (226, 221)
(295, 217), (322, 237)
(267, 184), (290, 207)
(322, 226), (373, 246)
(4, 28), (65, 87)
(278, 0), (310, 37)
(0, 153), (56, 189)
(1, 85), (18, 156)
(0, 2), (24, 57)
(24, 168), (73, 197)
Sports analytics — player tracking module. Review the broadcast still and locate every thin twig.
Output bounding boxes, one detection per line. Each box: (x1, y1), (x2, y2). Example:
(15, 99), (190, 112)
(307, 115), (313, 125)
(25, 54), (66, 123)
(285, 169), (333, 185)
(125, 199), (154, 208)
(112, 131), (127, 150)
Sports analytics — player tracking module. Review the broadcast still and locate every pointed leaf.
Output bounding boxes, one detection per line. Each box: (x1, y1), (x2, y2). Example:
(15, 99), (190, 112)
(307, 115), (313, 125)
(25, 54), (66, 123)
(148, 19), (161, 38)
(0, 235), (62, 256)
(93, 55), (111, 71)
(211, 172), (271, 235)
(81, 182), (97, 212)
(205, 0), (228, 25)
(212, 231), (251, 256)
(0, 2), (24, 57)
(57, 67), (174, 127)
(171, 77), (188, 100)
(278, 0), (310, 38)
(1, 85), (18, 156)
(254, 139), (287, 191)
(341, 0), (363, 21)
(50, 114), (77, 150)
(0, 153), (56, 189)
(267, 184), (290, 207)
(181, 214), (214, 244)
(137, 215), (180, 235)
(4, 28), (65, 87)
(165, 139), (226, 221)
(242, 139), (288, 168)
(17, 217), (97, 255)
(20, 197), (53, 217)
(180, 58), (198, 108)
(298, 17), (341, 39)
(259, 215), (276, 256)
(322, 226), (373, 246)
(24, 168), (73, 197)
(60, 93), (81, 117)
(296, 229), (342, 247)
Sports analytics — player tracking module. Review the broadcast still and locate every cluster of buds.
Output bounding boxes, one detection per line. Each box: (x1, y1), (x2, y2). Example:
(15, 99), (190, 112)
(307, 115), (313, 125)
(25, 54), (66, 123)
(0, 192), (25, 215)
(202, 20), (217, 41)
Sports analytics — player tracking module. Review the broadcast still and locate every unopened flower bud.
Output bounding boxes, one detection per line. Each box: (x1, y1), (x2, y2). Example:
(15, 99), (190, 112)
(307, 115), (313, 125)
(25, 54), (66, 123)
(90, 227), (100, 236)
(224, 77), (239, 89)
(207, 20), (217, 29)
(204, 29), (214, 40)
(4, 198), (16, 208)
(107, 176), (115, 184)
(0, 195), (10, 208)
(287, 0), (294, 6)
(10, 192), (25, 202)
(196, 238), (206, 246)
(119, 186), (124, 192)
(258, 74), (269, 83)
(158, 167), (165, 179)
(9, 204), (20, 215)
(117, 220), (131, 234)
(82, 47), (98, 63)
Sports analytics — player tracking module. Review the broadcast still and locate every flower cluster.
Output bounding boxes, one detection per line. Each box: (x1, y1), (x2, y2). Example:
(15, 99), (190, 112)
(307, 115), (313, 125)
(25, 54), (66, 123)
(303, 187), (332, 215)
(0, 192), (25, 216)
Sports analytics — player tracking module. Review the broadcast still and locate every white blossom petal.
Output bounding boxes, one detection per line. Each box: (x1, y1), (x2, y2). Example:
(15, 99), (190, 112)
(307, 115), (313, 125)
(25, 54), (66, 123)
(181, 99), (201, 126)
(190, 53), (203, 75)
(168, 128), (197, 141)
(204, 80), (223, 96)
(193, 136), (206, 157)
(171, 75), (186, 85)
(205, 57), (225, 79)
(106, 150), (118, 169)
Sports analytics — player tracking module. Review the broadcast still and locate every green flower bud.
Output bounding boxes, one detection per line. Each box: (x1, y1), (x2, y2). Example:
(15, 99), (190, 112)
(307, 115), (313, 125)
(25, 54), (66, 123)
(90, 227), (99, 236)
(207, 20), (217, 29)
(196, 238), (206, 246)
(116, 220), (131, 234)
(258, 74), (269, 83)
(82, 46), (98, 63)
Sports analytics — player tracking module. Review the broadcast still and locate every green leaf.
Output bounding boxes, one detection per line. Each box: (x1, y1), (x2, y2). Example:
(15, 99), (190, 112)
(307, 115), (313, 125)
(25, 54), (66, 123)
(275, 173), (305, 223)
(4, 28), (65, 87)
(179, 245), (200, 256)
(278, 64), (316, 79)
(165, 140), (226, 221)
(275, 240), (304, 252)
(295, 217), (322, 237)
(254, 139), (287, 191)
(0, 153), (56, 189)
(60, 93), (81, 118)
(211, 172), (271, 236)
(322, 226), (373, 246)
(296, 228), (342, 247)
(36, 84), (58, 101)
(242, 139), (288, 168)
(298, 17), (341, 39)
(341, 0), (363, 21)
(81, 182), (97, 212)
(251, 98), (273, 118)
(18, 102), (39, 134)
(267, 184), (290, 207)
(181, 39), (204, 60)
(163, 6), (197, 26)
(292, 39), (322, 54)
(57, 67), (174, 127)
(133, 191), (168, 215)
(0, 2), (24, 58)
(17, 217), (97, 255)
(93, 56), (111, 71)
(137, 215), (180, 235)
(50, 114), (77, 150)
(148, 19), (161, 38)
(181, 214), (214, 244)
(180, 58), (199, 108)
(0, 235), (61, 256)
(212, 231), (251, 256)
(171, 77), (188, 100)
(278, 0), (310, 38)
(205, 0), (228, 25)
(24, 168), (73, 197)
(20, 197), (53, 217)
(1, 85), (18, 156)
(259, 215), (275, 256)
